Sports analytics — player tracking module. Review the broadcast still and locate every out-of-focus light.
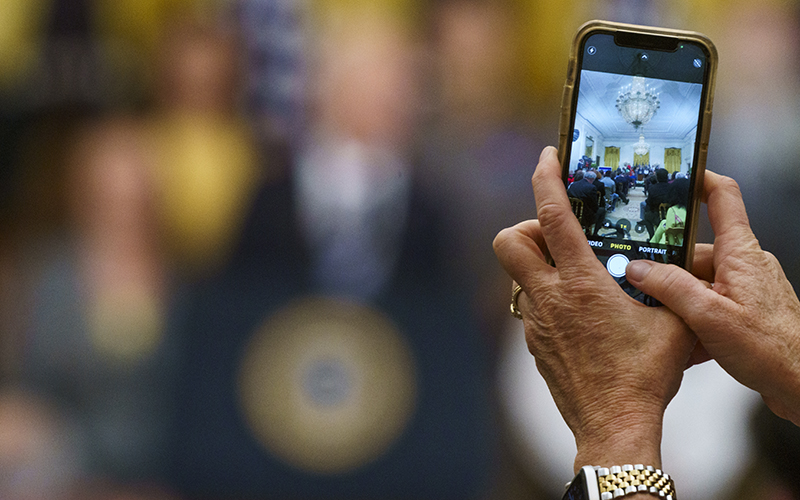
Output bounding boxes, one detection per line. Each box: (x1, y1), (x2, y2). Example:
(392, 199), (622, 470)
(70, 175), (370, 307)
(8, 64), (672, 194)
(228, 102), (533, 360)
(238, 297), (418, 474)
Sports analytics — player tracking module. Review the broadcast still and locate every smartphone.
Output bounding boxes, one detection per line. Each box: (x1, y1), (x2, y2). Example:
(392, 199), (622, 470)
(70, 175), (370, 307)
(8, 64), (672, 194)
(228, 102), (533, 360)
(557, 20), (717, 305)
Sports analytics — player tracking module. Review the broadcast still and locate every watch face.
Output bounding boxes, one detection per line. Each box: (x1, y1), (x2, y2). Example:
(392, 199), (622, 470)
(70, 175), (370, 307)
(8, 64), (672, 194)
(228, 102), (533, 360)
(562, 467), (600, 500)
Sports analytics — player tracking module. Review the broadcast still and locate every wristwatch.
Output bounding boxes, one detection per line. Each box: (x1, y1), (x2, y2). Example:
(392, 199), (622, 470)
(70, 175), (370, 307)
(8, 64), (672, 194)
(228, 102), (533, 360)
(562, 465), (675, 500)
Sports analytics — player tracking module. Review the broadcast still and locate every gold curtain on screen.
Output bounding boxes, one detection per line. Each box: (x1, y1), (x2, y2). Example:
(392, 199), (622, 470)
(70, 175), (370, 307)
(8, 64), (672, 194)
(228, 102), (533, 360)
(604, 147), (620, 169)
(633, 152), (650, 167)
(664, 148), (682, 172)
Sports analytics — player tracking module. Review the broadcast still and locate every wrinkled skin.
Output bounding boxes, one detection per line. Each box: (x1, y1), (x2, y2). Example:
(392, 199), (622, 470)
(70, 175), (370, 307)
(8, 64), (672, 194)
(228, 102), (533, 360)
(493, 147), (695, 474)
(495, 146), (800, 482)
(626, 171), (800, 426)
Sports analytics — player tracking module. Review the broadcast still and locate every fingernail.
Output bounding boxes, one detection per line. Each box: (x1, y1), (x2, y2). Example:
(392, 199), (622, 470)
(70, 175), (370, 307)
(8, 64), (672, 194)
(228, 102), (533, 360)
(626, 260), (654, 283)
(539, 146), (556, 162)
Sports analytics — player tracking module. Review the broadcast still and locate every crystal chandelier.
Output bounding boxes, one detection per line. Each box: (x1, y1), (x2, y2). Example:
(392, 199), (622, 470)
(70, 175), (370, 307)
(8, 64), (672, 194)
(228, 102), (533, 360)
(633, 134), (650, 155)
(616, 76), (660, 130)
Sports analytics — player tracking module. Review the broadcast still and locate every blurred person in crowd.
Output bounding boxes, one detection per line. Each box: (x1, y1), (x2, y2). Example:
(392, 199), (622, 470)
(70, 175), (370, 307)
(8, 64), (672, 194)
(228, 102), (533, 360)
(0, 387), (82, 500)
(650, 177), (689, 245)
(598, 169), (618, 210)
(643, 168), (670, 239)
(12, 115), (178, 490)
(293, 4), (423, 299)
(696, 1), (800, 291)
(569, 169), (584, 188)
(166, 2), (495, 497)
(567, 169), (605, 236)
(415, 9), (555, 495)
(420, 0), (542, 338)
(235, 0), (308, 148)
(147, 19), (262, 275)
(590, 169), (605, 197)
(614, 169), (630, 204)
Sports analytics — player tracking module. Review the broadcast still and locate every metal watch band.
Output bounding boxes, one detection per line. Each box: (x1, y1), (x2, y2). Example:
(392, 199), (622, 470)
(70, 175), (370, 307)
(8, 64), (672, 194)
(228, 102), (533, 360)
(595, 464), (676, 500)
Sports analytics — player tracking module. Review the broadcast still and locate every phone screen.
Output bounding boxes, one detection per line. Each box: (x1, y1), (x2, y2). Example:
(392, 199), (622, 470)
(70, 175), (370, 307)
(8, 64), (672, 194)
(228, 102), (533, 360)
(563, 30), (712, 305)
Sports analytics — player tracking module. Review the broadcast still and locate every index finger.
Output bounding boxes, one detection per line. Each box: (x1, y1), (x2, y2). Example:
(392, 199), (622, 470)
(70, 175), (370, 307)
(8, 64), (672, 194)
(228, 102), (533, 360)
(531, 147), (597, 266)
(703, 170), (757, 246)
(493, 219), (554, 289)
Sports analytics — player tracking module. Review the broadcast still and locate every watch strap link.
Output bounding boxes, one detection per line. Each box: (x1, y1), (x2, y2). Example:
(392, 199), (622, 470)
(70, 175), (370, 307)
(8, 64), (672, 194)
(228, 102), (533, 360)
(596, 464), (675, 500)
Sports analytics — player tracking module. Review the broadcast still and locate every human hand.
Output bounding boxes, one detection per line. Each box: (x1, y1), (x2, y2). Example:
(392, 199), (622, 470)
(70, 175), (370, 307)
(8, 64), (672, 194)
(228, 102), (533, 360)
(493, 147), (696, 472)
(625, 171), (800, 426)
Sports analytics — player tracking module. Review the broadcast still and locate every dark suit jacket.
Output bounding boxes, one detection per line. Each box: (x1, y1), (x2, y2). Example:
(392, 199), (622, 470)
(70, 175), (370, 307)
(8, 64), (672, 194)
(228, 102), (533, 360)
(646, 181), (672, 212)
(593, 179), (606, 198)
(568, 178), (600, 221)
(167, 166), (496, 499)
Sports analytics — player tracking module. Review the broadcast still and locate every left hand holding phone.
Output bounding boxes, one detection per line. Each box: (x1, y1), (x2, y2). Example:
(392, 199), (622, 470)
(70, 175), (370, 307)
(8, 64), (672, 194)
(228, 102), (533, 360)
(493, 146), (696, 474)
(625, 170), (800, 427)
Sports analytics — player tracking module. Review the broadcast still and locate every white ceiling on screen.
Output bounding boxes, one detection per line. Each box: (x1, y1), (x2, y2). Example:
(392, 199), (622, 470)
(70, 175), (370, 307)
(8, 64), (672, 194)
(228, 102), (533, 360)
(577, 70), (702, 143)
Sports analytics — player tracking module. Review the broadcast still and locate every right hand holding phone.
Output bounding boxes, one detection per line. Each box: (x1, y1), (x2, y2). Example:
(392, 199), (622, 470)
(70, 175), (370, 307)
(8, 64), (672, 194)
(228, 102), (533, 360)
(625, 170), (800, 425)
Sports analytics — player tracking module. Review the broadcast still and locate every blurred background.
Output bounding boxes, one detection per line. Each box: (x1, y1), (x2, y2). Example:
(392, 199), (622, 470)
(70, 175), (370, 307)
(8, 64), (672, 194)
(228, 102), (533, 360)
(0, 0), (798, 499)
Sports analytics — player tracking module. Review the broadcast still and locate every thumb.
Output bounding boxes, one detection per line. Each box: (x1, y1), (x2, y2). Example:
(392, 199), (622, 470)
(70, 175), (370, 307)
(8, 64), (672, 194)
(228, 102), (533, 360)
(625, 260), (721, 323)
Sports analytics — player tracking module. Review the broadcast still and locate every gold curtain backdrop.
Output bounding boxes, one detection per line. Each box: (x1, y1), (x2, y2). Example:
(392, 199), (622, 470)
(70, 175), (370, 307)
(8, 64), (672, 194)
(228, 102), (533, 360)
(633, 152), (650, 167)
(664, 148), (682, 172)
(604, 146), (619, 169)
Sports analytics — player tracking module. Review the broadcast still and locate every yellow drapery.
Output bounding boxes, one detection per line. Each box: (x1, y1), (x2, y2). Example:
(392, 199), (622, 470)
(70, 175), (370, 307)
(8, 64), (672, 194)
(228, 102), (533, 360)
(664, 148), (681, 173)
(604, 146), (620, 169)
(633, 152), (650, 167)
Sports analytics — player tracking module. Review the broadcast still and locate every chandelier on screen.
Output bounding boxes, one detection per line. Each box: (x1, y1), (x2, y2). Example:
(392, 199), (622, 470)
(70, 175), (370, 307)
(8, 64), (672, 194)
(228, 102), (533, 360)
(616, 76), (660, 130)
(633, 134), (650, 155)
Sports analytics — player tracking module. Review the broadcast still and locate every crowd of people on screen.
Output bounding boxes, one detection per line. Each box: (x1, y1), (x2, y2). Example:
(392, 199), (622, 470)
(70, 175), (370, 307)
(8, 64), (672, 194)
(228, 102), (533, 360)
(567, 158), (689, 244)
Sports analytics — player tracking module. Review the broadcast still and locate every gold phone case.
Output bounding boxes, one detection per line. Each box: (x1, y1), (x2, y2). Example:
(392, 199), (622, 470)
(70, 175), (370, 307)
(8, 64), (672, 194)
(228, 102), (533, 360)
(556, 20), (718, 273)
